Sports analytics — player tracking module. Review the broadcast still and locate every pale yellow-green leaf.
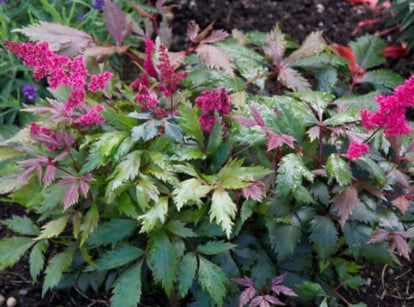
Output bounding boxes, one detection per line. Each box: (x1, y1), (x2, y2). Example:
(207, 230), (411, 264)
(108, 150), (142, 191)
(210, 189), (237, 238)
(138, 197), (168, 233)
(288, 31), (327, 61)
(0, 146), (23, 162)
(35, 215), (69, 240)
(173, 178), (212, 210)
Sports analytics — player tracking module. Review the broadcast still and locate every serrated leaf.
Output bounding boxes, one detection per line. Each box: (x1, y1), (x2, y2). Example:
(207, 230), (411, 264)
(131, 120), (159, 142)
(173, 178), (212, 210)
(13, 22), (93, 56)
(165, 220), (197, 238)
(288, 31), (327, 61)
(218, 159), (272, 190)
(361, 69), (404, 88)
(326, 154), (353, 186)
(178, 252), (197, 297)
(87, 246), (143, 271)
(0, 237), (35, 270)
(2, 215), (39, 236)
(198, 256), (228, 306)
(29, 240), (48, 282)
(35, 215), (69, 240)
(110, 261), (143, 307)
(333, 186), (359, 225)
(267, 222), (301, 262)
(276, 153), (314, 196)
(86, 219), (138, 247)
(210, 189), (237, 238)
(323, 112), (356, 126)
(176, 103), (204, 148)
(196, 44), (234, 76)
(350, 35), (386, 69)
(278, 66), (311, 92)
(102, 0), (132, 46)
(42, 246), (75, 297)
(107, 150), (142, 191)
(101, 109), (137, 131)
(138, 196), (168, 233)
(215, 40), (268, 88)
(264, 24), (286, 63)
(354, 157), (386, 186)
(147, 231), (178, 296)
(197, 240), (236, 255)
(310, 216), (338, 259)
(80, 203), (99, 246)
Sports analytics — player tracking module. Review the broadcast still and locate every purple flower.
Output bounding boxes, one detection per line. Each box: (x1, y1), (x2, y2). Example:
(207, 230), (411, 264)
(0, 0), (7, 4)
(92, 0), (104, 10)
(21, 85), (37, 101)
(77, 13), (88, 21)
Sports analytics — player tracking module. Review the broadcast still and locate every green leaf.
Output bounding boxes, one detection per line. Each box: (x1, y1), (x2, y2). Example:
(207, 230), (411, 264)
(207, 116), (223, 155)
(138, 196), (168, 233)
(35, 215), (69, 240)
(165, 220), (197, 238)
(267, 222), (301, 262)
(309, 216), (338, 259)
(131, 120), (160, 142)
(197, 240), (236, 255)
(0, 146), (23, 162)
(110, 261), (143, 307)
(173, 178), (212, 210)
(198, 256), (228, 306)
(178, 252), (197, 298)
(29, 240), (48, 281)
(86, 219), (138, 247)
(350, 35), (386, 69)
(87, 246), (143, 271)
(323, 112), (357, 126)
(276, 153), (314, 196)
(288, 31), (327, 61)
(176, 103), (204, 148)
(354, 157), (386, 186)
(210, 189), (237, 238)
(42, 246), (75, 297)
(326, 154), (352, 186)
(147, 231), (178, 296)
(2, 215), (39, 236)
(361, 69), (404, 88)
(80, 203), (99, 246)
(38, 184), (69, 213)
(218, 159), (272, 189)
(215, 40), (268, 89)
(0, 237), (35, 270)
(107, 150), (142, 191)
(101, 108), (137, 131)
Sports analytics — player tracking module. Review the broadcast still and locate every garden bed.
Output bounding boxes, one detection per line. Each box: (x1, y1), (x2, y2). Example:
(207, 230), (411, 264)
(1, 0), (414, 306)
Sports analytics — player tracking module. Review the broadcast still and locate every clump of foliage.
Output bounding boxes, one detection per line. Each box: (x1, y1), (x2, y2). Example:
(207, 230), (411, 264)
(0, 1), (413, 306)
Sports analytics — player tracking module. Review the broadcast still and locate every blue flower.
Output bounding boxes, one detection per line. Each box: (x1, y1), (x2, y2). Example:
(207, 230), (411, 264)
(21, 85), (37, 101)
(92, 0), (104, 10)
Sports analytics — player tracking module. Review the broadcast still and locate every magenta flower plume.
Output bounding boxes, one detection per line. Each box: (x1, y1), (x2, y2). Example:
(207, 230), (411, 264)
(195, 88), (231, 132)
(360, 76), (414, 136)
(346, 141), (370, 160)
(75, 105), (105, 125)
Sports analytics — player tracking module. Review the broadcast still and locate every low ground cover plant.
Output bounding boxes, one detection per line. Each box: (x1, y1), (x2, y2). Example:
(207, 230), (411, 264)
(0, 1), (413, 306)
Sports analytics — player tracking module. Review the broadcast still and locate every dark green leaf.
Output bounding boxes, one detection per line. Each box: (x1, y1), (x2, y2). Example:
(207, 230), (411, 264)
(350, 35), (386, 69)
(102, 108), (137, 131)
(147, 231), (178, 296)
(42, 246), (75, 297)
(178, 252), (197, 297)
(0, 237), (35, 270)
(2, 215), (39, 236)
(309, 216), (338, 259)
(198, 256), (228, 306)
(326, 154), (352, 186)
(110, 261), (143, 307)
(197, 240), (236, 255)
(86, 219), (138, 247)
(165, 220), (197, 238)
(29, 240), (48, 281)
(176, 103), (204, 148)
(87, 246), (143, 271)
(267, 221), (301, 262)
(361, 69), (404, 88)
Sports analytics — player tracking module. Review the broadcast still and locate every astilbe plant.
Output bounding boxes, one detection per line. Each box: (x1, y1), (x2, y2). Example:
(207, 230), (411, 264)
(0, 1), (413, 306)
